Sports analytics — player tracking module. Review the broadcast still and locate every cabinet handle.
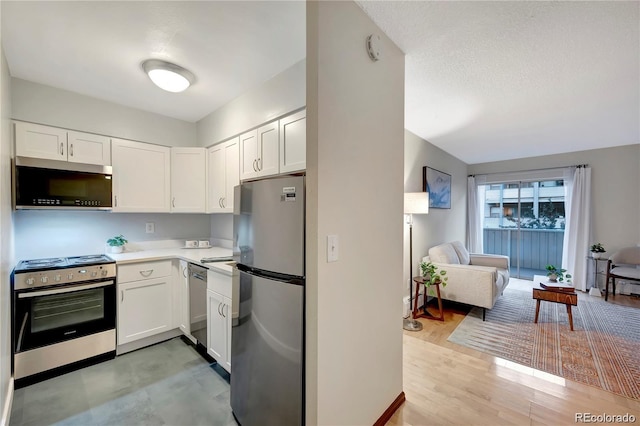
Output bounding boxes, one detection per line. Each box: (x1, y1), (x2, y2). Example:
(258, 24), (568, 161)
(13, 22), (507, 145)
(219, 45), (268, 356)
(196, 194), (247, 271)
(121, 290), (124, 302)
(70, 143), (74, 157)
(221, 198), (225, 208)
(60, 143), (64, 156)
(218, 302), (223, 316)
(256, 158), (261, 171)
(223, 304), (228, 318)
(139, 269), (153, 277)
(172, 197), (176, 208)
(182, 267), (187, 278)
(252, 159), (258, 172)
(115, 196), (118, 207)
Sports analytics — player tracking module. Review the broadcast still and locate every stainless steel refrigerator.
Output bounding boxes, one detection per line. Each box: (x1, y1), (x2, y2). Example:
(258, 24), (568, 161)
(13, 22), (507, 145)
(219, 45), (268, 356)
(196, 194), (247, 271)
(231, 175), (304, 426)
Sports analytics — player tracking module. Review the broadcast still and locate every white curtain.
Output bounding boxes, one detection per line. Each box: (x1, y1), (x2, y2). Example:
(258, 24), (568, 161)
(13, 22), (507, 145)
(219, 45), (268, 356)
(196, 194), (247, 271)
(562, 167), (592, 291)
(467, 176), (483, 252)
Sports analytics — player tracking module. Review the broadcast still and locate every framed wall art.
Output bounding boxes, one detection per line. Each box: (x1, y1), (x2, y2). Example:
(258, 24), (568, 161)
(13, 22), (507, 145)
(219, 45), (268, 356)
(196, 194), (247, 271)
(423, 166), (451, 209)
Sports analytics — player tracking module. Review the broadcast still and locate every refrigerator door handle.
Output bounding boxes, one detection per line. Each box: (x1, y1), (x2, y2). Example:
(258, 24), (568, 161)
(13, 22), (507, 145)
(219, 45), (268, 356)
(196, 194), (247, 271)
(237, 263), (304, 286)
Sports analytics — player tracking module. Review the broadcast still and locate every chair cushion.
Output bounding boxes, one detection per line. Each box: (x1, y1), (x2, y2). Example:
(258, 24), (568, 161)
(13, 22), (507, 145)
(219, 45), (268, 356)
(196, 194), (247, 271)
(610, 266), (640, 280)
(451, 241), (470, 265)
(429, 243), (460, 264)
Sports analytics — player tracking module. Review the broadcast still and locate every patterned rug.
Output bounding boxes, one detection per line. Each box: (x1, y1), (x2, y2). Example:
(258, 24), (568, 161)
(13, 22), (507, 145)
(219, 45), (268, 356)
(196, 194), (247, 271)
(448, 286), (640, 399)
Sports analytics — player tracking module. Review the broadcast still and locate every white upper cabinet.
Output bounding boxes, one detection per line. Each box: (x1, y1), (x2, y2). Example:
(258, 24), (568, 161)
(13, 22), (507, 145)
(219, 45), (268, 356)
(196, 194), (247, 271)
(111, 138), (171, 212)
(279, 110), (306, 173)
(207, 137), (239, 213)
(239, 121), (279, 180)
(67, 131), (111, 165)
(171, 147), (206, 213)
(15, 121), (111, 165)
(257, 121), (280, 177)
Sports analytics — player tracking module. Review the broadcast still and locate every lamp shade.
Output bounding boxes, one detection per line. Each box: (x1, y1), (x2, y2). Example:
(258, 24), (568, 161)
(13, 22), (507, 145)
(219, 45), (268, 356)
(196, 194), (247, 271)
(404, 192), (429, 214)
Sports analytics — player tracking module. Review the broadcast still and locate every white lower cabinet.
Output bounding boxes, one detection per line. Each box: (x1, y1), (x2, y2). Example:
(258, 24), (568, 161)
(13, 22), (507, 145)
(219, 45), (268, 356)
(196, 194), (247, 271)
(117, 260), (173, 346)
(173, 260), (193, 340)
(117, 276), (173, 345)
(207, 269), (232, 372)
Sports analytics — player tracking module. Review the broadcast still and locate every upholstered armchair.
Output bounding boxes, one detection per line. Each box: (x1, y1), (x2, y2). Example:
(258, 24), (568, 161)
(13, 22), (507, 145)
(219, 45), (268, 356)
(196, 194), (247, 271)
(422, 241), (510, 320)
(605, 247), (640, 301)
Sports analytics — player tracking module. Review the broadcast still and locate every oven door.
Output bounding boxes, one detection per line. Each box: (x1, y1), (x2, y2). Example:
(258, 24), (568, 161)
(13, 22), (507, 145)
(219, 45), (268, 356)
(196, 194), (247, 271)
(14, 280), (116, 353)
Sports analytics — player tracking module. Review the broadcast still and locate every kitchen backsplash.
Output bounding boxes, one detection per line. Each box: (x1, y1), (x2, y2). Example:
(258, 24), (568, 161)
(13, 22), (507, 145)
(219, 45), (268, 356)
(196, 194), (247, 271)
(14, 210), (214, 261)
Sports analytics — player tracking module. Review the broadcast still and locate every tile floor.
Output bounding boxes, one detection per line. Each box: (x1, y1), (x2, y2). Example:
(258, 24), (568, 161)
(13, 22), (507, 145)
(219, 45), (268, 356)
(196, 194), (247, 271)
(10, 338), (236, 426)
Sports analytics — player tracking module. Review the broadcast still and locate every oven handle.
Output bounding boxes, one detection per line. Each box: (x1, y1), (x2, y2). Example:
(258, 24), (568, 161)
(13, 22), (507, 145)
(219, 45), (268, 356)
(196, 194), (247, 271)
(17, 280), (115, 299)
(16, 312), (28, 353)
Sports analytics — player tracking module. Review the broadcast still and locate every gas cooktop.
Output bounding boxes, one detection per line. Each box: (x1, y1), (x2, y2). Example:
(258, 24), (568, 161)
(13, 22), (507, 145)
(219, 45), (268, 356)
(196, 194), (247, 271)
(15, 254), (114, 273)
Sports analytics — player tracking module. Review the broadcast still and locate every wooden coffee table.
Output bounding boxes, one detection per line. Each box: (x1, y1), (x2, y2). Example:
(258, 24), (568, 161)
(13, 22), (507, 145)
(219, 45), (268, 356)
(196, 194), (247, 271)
(532, 275), (578, 331)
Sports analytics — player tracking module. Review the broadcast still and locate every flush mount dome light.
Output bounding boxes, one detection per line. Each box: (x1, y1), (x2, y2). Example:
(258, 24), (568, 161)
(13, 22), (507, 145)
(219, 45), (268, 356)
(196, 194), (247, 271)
(142, 59), (195, 93)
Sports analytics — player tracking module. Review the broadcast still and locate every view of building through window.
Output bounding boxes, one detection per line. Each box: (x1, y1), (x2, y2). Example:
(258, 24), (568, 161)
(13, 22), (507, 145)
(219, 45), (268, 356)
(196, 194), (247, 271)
(481, 180), (566, 279)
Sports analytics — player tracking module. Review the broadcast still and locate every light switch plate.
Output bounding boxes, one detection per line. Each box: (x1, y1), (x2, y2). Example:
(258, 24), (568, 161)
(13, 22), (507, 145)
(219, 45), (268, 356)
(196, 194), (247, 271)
(327, 235), (339, 262)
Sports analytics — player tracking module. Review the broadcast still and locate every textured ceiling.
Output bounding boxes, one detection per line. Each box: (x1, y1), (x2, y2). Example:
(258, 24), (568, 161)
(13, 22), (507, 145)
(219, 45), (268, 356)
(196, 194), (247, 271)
(357, 1), (640, 164)
(2, 1), (305, 123)
(2, 2), (638, 164)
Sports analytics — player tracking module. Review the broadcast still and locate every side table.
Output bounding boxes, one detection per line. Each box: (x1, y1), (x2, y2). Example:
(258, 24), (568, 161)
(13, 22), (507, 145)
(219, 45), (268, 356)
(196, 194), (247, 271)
(412, 276), (444, 321)
(532, 275), (578, 331)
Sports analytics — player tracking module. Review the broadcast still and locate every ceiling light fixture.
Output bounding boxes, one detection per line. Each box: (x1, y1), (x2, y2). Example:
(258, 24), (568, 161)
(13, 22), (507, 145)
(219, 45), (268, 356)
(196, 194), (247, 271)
(142, 59), (195, 93)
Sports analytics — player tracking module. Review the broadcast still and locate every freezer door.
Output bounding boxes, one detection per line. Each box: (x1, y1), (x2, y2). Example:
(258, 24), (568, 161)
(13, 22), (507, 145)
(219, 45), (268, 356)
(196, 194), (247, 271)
(235, 175), (304, 276)
(231, 270), (303, 426)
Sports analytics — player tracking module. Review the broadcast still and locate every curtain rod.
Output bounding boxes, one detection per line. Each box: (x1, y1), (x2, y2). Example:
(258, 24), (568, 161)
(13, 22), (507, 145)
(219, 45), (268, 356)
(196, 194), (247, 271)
(468, 163), (588, 178)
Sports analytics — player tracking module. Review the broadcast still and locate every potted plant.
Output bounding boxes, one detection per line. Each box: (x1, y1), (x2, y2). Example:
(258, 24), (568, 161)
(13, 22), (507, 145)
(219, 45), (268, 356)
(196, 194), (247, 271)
(545, 265), (572, 283)
(419, 261), (448, 295)
(590, 243), (606, 259)
(107, 235), (128, 254)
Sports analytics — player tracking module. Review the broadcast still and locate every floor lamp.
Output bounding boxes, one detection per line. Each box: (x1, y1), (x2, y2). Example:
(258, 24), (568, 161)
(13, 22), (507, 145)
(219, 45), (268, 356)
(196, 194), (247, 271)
(403, 192), (429, 332)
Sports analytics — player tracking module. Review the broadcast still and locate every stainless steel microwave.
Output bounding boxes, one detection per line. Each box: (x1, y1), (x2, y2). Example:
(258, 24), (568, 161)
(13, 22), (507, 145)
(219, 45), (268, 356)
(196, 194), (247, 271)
(13, 156), (112, 210)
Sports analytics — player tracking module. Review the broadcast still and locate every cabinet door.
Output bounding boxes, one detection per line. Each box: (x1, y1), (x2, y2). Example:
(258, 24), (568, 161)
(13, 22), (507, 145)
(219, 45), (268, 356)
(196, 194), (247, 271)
(239, 129), (258, 181)
(223, 138), (239, 212)
(171, 147), (206, 213)
(207, 144), (226, 213)
(117, 277), (173, 345)
(14, 121), (67, 161)
(178, 260), (191, 336)
(67, 131), (111, 165)
(207, 289), (226, 363)
(111, 138), (171, 212)
(257, 121), (279, 177)
(222, 295), (232, 372)
(279, 110), (306, 173)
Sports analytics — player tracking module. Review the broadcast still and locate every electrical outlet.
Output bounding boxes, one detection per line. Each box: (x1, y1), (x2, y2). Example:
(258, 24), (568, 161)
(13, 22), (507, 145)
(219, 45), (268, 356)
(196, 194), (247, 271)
(145, 222), (155, 233)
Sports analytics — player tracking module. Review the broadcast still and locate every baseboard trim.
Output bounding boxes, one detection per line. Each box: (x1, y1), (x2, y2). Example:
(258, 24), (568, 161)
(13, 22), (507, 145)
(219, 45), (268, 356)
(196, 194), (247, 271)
(373, 391), (405, 426)
(1, 378), (14, 426)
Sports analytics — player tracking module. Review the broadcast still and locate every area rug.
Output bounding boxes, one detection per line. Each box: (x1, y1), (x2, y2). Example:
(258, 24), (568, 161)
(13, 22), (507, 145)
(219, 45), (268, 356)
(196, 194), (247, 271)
(448, 287), (640, 399)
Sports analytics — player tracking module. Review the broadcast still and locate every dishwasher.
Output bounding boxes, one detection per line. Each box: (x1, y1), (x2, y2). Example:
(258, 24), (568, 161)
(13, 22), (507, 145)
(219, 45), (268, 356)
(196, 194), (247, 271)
(188, 263), (208, 348)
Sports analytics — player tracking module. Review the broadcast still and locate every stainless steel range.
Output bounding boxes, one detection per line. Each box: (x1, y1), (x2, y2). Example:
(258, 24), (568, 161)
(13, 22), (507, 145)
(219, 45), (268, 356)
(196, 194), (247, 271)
(12, 254), (116, 384)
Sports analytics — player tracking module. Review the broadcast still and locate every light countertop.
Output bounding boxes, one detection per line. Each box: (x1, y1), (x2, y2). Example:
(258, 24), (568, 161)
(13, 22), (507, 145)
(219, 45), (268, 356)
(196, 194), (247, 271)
(108, 246), (236, 275)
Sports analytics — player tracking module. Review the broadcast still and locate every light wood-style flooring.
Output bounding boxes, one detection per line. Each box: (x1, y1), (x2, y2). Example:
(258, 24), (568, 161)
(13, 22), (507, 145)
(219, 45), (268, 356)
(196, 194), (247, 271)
(388, 281), (640, 425)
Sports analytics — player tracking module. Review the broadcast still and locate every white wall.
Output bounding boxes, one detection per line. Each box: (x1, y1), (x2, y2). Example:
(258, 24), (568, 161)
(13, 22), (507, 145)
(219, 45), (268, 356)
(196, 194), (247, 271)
(307, 2), (404, 424)
(0, 44), (14, 424)
(13, 211), (212, 261)
(404, 130), (468, 291)
(196, 60), (305, 147)
(11, 78), (196, 147)
(468, 144), (640, 254)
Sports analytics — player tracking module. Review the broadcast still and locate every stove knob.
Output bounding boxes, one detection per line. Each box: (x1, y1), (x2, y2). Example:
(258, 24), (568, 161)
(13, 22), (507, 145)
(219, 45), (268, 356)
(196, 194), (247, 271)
(41, 276), (49, 284)
(54, 274), (62, 282)
(26, 278), (35, 285)
(91, 271), (98, 277)
(67, 274), (74, 280)
(101, 270), (108, 277)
